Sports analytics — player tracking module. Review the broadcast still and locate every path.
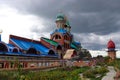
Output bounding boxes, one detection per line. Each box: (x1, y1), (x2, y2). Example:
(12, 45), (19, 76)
(102, 66), (116, 80)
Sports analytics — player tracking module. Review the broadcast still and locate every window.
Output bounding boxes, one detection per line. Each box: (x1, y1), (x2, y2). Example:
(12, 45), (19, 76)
(64, 43), (69, 49)
(0, 42), (8, 52)
(48, 50), (55, 55)
(13, 48), (19, 53)
(53, 34), (61, 40)
(27, 48), (37, 54)
(64, 35), (69, 40)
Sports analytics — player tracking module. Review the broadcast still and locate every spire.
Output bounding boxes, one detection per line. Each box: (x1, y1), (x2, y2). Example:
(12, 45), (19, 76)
(107, 39), (115, 49)
(55, 12), (65, 29)
(56, 12), (65, 21)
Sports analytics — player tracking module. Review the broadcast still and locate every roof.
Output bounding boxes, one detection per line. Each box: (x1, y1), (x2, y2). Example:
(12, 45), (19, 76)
(51, 29), (67, 35)
(57, 28), (67, 33)
(41, 37), (58, 46)
(73, 41), (81, 46)
(9, 35), (50, 55)
(71, 42), (79, 50)
(7, 43), (15, 50)
(107, 39), (115, 49)
(66, 20), (71, 27)
(7, 44), (14, 47)
(63, 49), (76, 59)
(56, 13), (65, 21)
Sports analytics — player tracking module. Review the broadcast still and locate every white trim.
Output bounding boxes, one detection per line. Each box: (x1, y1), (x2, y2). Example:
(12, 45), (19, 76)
(10, 39), (22, 49)
(12, 47), (20, 52)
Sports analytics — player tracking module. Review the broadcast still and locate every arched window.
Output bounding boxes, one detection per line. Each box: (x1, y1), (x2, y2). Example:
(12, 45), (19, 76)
(53, 34), (61, 40)
(56, 45), (62, 50)
(56, 35), (58, 39)
(64, 43), (70, 49)
(56, 45), (63, 59)
(64, 35), (70, 49)
(48, 50), (55, 55)
(13, 48), (19, 53)
(0, 42), (8, 52)
(64, 35), (69, 40)
(27, 47), (37, 54)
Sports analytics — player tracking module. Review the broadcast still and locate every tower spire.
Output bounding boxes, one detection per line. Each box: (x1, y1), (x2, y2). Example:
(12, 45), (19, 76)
(107, 39), (116, 60)
(55, 12), (65, 29)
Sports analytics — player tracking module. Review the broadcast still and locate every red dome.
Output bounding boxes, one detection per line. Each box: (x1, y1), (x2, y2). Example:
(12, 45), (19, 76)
(107, 40), (115, 49)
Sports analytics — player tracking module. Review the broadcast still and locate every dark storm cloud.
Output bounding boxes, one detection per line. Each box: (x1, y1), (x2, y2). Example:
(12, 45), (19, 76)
(71, 12), (120, 35)
(1, 0), (120, 50)
(82, 43), (105, 50)
(1, 0), (120, 34)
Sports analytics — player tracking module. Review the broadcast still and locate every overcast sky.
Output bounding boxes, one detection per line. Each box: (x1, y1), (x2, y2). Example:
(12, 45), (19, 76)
(0, 0), (120, 50)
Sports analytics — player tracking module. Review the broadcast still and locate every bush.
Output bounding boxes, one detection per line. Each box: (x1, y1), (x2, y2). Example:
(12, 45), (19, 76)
(83, 66), (108, 79)
(0, 67), (90, 80)
(83, 70), (95, 78)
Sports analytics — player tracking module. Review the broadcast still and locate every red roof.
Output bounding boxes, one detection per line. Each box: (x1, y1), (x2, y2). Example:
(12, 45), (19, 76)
(107, 39), (115, 48)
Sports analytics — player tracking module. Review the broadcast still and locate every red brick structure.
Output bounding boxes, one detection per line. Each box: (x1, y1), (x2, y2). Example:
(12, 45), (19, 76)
(107, 39), (116, 60)
(0, 13), (87, 70)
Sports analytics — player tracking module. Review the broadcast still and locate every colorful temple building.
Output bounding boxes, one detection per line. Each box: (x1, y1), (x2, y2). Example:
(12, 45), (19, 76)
(107, 39), (116, 59)
(0, 13), (91, 69)
(0, 13), (83, 59)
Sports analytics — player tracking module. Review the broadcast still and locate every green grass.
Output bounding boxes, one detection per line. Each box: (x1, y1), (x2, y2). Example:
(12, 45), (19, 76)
(0, 66), (90, 80)
(83, 66), (108, 80)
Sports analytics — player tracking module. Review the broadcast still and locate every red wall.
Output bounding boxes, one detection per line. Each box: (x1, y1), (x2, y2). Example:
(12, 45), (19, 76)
(40, 39), (55, 49)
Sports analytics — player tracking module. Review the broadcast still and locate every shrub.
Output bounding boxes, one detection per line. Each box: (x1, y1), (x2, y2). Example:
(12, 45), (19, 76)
(83, 70), (95, 78)
(0, 66), (90, 80)
(83, 66), (108, 79)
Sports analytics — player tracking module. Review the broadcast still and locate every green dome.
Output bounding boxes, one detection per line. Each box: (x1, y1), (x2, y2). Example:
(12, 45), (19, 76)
(56, 13), (65, 21)
(66, 20), (70, 27)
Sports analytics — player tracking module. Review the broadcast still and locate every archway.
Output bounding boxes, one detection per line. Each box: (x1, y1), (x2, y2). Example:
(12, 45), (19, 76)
(56, 45), (63, 59)
(56, 45), (62, 50)
(48, 50), (55, 55)
(12, 48), (19, 53)
(0, 42), (8, 52)
(52, 34), (62, 40)
(64, 34), (70, 40)
(27, 47), (37, 54)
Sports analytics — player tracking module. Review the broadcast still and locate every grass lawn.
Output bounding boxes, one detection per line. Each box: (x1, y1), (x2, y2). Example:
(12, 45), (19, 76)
(0, 66), (90, 80)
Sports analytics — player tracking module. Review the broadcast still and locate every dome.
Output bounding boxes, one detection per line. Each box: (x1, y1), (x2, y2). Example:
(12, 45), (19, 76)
(56, 13), (65, 21)
(66, 20), (71, 27)
(107, 39), (115, 49)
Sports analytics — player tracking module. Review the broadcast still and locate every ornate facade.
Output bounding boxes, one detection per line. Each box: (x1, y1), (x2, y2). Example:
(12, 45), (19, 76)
(0, 13), (83, 59)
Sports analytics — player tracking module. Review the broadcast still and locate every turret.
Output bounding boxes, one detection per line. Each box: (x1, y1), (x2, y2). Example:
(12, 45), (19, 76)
(107, 39), (116, 59)
(55, 12), (71, 33)
(55, 13), (66, 29)
(65, 20), (71, 32)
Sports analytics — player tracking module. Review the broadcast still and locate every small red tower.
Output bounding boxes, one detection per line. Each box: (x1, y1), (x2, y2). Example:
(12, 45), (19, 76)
(107, 39), (116, 59)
